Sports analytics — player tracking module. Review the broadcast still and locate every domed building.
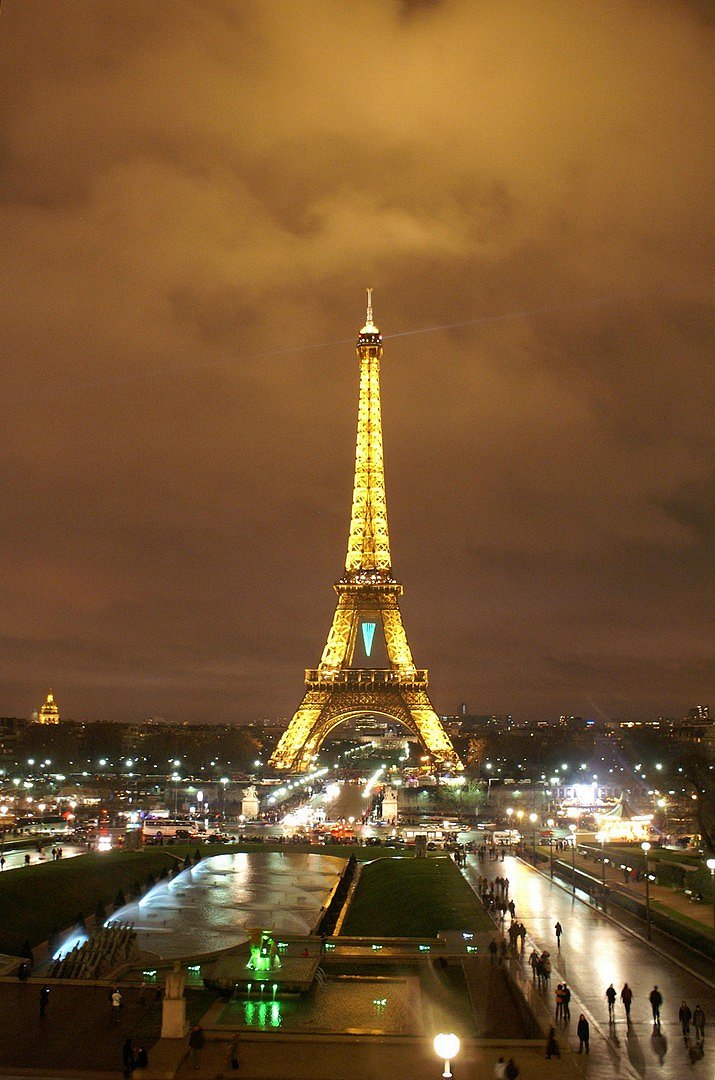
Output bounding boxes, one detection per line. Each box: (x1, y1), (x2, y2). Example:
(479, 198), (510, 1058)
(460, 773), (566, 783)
(37, 691), (60, 725)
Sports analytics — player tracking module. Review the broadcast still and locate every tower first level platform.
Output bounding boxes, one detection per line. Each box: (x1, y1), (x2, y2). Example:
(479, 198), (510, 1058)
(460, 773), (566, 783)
(269, 294), (463, 774)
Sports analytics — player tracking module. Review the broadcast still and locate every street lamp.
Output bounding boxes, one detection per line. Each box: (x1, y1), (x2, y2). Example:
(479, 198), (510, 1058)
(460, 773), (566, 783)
(529, 812), (538, 864)
(596, 831), (607, 910)
(569, 823), (577, 896)
(433, 1033), (460, 1078)
(641, 841), (652, 941)
(706, 858), (715, 931)
(547, 818), (555, 879)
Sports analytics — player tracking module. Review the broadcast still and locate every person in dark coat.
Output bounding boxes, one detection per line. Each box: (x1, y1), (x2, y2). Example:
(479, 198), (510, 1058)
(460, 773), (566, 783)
(189, 1024), (205, 1070)
(680, 1001), (692, 1038)
(649, 985), (662, 1026)
(545, 1026), (560, 1058)
(39, 985), (50, 1017)
(577, 1013), (590, 1053)
(621, 983), (633, 1023)
(122, 1038), (134, 1077)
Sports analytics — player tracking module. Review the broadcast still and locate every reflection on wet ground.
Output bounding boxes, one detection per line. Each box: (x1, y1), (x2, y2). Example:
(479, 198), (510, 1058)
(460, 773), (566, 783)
(113, 851), (344, 959)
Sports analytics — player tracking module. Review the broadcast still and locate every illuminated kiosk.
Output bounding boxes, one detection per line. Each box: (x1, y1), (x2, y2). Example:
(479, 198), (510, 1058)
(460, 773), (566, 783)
(203, 929), (320, 998)
(269, 293), (462, 775)
(595, 793), (652, 843)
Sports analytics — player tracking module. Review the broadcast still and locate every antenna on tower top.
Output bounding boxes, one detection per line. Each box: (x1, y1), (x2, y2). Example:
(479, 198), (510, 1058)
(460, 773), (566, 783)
(361, 288), (378, 334)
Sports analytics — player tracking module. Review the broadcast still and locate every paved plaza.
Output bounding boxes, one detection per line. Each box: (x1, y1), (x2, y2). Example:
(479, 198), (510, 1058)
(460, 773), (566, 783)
(464, 853), (715, 1080)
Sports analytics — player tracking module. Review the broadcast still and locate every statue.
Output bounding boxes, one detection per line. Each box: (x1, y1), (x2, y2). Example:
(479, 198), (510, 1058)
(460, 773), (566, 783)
(242, 785), (258, 801)
(164, 960), (185, 1000)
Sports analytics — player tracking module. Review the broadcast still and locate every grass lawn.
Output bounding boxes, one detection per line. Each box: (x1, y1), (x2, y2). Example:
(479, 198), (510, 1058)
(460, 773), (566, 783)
(651, 900), (715, 940)
(340, 855), (493, 938)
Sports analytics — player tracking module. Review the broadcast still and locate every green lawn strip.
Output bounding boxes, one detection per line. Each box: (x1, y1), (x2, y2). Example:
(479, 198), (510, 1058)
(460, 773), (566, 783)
(650, 900), (715, 940)
(340, 856), (492, 938)
(597, 845), (701, 867)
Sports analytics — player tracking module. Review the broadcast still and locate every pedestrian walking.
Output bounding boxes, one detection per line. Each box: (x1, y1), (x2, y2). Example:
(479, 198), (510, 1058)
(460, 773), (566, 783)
(122, 1037), (134, 1077)
(555, 983), (565, 1021)
(649, 985), (662, 1026)
(529, 948), (539, 979)
(505, 1059), (520, 1080)
(39, 985), (50, 1017)
(111, 988), (122, 1025)
(679, 1001), (692, 1038)
(545, 1026), (560, 1059)
(606, 983), (616, 1020)
(562, 983), (571, 1021)
(577, 1013), (590, 1053)
(621, 983), (633, 1023)
(554, 921), (562, 947)
(489, 938), (498, 964)
(493, 1057), (507, 1079)
(0, 855), (5, 870)
(692, 1004), (705, 1043)
(189, 1023), (205, 1070)
(134, 1046), (148, 1069)
(229, 1034), (240, 1070)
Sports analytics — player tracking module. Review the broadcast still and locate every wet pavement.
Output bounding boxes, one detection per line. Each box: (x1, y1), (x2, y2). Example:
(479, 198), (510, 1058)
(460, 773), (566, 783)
(112, 851), (344, 958)
(0, 844), (86, 871)
(465, 853), (715, 1079)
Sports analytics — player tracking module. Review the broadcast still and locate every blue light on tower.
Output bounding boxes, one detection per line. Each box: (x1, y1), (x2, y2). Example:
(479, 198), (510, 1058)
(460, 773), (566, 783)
(361, 621), (376, 657)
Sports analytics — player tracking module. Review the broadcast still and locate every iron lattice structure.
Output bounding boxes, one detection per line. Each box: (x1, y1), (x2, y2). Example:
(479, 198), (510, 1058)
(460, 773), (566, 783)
(269, 294), (463, 774)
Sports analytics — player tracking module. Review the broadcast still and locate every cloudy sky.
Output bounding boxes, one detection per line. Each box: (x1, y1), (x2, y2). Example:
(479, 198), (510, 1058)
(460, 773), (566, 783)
(1, 0), (713, 725)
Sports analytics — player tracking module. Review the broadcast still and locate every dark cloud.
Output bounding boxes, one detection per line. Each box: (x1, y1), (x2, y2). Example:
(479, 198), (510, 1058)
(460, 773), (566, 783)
(0, 0), (712, 722)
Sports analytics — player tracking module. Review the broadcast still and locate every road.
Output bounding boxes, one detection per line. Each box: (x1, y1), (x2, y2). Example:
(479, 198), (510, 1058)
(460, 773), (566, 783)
(0, 844), (87, 872)
(465, 852), (714, 1079)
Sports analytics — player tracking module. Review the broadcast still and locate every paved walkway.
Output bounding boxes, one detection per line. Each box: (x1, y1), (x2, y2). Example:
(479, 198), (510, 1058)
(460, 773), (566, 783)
(464, 853), (715, 1080)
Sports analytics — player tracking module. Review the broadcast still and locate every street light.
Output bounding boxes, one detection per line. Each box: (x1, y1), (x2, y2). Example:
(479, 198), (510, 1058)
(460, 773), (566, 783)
(547, 818), (555, 879)
(433, 1033), (460, 1078)
(596, 830), (607, 911)
(641, 841), (652, 941)
(569, 823), (577, 896)
(529, 812), (538, 864)
(706, 858), (715, 931)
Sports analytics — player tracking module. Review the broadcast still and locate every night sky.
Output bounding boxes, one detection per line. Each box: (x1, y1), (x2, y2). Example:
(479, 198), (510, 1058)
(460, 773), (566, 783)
(1, 1), (713, 725)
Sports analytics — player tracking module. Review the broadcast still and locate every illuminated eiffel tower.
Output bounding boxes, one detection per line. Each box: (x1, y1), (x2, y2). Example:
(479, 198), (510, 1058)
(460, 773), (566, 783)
(269, 293), (463, 774)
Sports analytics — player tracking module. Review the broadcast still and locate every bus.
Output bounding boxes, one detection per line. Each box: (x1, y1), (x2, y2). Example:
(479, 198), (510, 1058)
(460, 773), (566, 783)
(141, 818), (204, 844)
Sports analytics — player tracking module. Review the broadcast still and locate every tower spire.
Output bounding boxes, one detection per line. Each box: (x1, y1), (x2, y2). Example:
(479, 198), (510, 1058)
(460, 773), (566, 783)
(361, 287), (378, 334)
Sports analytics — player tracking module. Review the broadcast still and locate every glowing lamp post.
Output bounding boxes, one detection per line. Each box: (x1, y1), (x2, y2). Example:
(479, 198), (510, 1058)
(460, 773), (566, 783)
(433, 1032), (460, 1078)
(706, 858), (715, 931)
(641, 841), (652, 940)
(529, 813), (538, 864)
(596, 831), (607, 911)
(569, 823), (577, 896)
(547, 819), (555, 878)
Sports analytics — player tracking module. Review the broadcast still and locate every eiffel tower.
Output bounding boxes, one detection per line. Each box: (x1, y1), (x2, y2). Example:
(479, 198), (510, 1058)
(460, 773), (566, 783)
(269, 293), (463, 774)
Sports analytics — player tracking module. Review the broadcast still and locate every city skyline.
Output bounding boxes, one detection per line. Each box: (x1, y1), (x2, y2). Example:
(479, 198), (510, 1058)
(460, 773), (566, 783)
(1, 2), (713, 725)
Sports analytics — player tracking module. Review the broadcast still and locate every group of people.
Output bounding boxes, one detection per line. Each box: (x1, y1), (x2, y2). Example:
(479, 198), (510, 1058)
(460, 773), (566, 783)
(528, 948), (552, 988)
(605, 982), (707, 1040)
(679, 1000), (707, 1044)
(493, 1055), (520, 1078)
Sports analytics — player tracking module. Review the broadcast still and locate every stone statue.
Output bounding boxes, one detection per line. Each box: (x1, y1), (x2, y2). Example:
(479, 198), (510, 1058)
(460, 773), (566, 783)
(164, 960), (185, 999)
(242, 785), (258, 801)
